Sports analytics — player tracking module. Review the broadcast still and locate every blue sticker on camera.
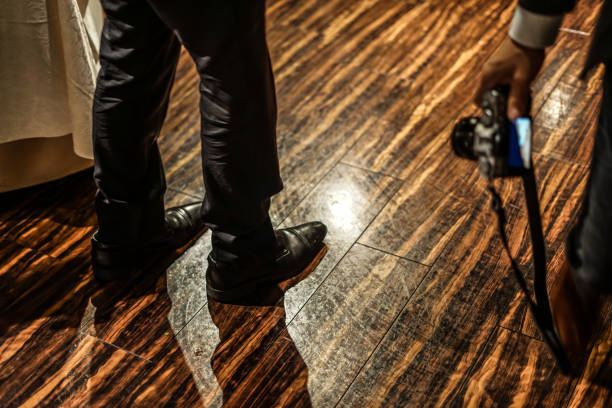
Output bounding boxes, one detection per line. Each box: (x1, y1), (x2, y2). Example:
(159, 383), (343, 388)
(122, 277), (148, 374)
(509, 118), (532, 169)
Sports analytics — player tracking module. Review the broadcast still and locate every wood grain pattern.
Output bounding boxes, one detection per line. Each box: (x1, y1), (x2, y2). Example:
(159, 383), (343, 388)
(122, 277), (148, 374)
(279, 163), (402, 320)
(456, 327), (575, 407)
(1, 331), (204, 407)
(286, 244), (429, 406)
(567, 321), (612, 408)
(338, 201), (508, 407)
(0, 240), (95, 339)
(1, 0), (609, 406)
(169, 267), (324, 408)
(0, 170), (97, 259)
(358, 178), (473, 265)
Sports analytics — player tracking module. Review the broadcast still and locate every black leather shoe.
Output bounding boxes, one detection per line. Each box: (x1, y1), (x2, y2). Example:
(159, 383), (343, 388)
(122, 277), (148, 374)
(206, 221), (328, 302)
(92, 202), (206, 281)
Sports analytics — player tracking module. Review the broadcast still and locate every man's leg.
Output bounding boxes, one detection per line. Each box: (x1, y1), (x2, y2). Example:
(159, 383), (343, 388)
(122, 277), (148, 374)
(145, 0), (327, 301)
(91, 0), (205, 280)
(552, 70), (612, 357)
(569, 70), (612, 297)
(93, 0), (181, 245)
(145, 0), (282, 256)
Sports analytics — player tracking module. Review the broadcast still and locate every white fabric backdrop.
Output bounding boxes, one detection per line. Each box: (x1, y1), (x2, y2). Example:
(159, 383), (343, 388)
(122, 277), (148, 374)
(0, 0), (103, 159)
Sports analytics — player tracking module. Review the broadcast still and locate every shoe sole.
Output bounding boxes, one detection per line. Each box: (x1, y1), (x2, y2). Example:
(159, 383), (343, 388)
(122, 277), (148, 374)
(206, 244), (328, 303)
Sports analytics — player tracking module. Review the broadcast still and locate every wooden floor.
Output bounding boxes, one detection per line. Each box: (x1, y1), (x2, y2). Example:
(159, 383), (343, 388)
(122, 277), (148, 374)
(1, 0), (611, 406)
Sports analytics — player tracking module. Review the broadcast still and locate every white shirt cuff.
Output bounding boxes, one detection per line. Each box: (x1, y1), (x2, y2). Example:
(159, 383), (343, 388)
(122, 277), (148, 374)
(509, 6), (564, 49)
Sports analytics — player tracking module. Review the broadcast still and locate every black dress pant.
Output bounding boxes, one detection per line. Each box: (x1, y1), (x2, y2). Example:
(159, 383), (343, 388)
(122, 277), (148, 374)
(93, 0), (283, 264)
(568, 69), (612, 296)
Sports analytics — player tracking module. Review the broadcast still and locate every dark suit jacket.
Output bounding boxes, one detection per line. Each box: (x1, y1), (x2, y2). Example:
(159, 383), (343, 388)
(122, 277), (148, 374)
(520, 0), (611, 73)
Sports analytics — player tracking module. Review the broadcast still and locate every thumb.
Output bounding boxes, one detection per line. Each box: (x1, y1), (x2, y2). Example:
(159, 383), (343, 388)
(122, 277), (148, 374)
(507, 76), (530, 121)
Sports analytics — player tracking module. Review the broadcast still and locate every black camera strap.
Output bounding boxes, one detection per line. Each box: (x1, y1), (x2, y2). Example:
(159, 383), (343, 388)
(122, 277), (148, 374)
(487, 169), (573, 374)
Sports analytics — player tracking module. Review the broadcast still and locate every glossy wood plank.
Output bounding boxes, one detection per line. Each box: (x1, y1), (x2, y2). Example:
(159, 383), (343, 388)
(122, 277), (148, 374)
(0, 331), (204, 407)
(499, 248), (565, 341)
(532, 73), (602, 166)
(486, 155), (589, 339)
(0, 241), (57, 312)
(165, 163), (402, 405)
(337, 200), (529, 406)
(0, 241), (207, 406)
(1, 332), (141, 407)
(268, 17), (412, 223)
(81, 273), (183, 362)
(171, 283), (312, 407)
(134, 243), (322, 408)
(340, 6), (602, 184)
(358, 146), (589, 271)
(201, 250), (327, 408)
(334, 1), (514, 179)
(560, 0), (605, 32)
(527, 15), (604, 167)
(78, 230), (208, 362)
(83, 158), (397, 360)
(342, 100), (486, 203)
(500, 244), (612, 352)
(165, 188), (203, 209)
(267, 0), (511, 224)
(0, 170), (97, 259)
(208, 302), (307, 408)
(286, 244), (428, 406)
(0, 180), (55, 238)
(0, 240), (96, 339)
(455, 327), (575, 407)
(0, 224), (206, 371)
(567, 323), (612, 408)
(279, 162), (402, 320)
(358, 177), (474, 265)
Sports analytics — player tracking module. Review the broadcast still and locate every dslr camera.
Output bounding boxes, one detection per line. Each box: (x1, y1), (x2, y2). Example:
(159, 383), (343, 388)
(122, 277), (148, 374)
(451, 86), (532, 179)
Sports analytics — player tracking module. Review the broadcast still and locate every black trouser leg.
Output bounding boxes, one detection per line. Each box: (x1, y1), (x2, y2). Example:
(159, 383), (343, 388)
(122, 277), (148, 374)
(92, 0), (181, 245)
(568, 69), (612, 296)
(146, 0), (283, 265)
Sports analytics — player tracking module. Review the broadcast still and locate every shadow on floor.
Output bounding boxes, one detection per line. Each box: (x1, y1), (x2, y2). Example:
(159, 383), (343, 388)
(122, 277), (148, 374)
(0, 169), (206, 406)
(208, 284), (313, 408)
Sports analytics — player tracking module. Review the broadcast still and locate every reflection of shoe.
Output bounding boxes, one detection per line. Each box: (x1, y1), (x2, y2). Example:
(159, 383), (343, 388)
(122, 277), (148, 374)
(92, 202), (206, 281)
(550, 260), (602, 358)
(206, 222), (328, 303)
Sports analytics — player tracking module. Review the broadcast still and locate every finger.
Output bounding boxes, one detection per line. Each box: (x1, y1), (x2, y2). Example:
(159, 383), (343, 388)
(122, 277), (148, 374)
(507, 75), (530, 120)
(475, 70), (510, 106)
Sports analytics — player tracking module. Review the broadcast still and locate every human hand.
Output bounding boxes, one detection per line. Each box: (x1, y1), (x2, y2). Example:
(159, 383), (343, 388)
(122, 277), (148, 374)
(475, 37), (545, 120)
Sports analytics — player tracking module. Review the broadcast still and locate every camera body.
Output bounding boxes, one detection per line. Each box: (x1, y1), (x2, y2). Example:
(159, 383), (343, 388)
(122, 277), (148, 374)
(451, 87), (532, 180)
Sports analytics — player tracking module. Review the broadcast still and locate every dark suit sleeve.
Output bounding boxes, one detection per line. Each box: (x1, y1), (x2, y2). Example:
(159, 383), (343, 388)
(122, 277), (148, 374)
(518, 0), (576, 15)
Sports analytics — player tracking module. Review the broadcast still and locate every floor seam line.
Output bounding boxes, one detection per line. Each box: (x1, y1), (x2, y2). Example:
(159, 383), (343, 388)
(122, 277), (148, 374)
(84, 333), (154, 363)
(333, 261), (434, 407)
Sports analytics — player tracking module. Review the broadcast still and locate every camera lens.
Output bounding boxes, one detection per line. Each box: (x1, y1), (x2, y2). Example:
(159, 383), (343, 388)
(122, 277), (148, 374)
(451, 117), (478, 160)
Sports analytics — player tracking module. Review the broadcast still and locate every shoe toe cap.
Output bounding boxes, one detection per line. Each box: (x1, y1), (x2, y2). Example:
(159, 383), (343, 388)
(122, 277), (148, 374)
(293, 221), (327, 247)
(167, 202), (203, 228)
(179, 202), (203, 221)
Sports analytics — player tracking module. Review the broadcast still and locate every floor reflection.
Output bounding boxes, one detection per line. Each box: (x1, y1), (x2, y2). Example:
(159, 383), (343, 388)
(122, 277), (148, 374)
(0, 171), (207, 406)
(0, 243), (207, 406)
(208, 292), (312, 407)
(168, 246), (324, 407)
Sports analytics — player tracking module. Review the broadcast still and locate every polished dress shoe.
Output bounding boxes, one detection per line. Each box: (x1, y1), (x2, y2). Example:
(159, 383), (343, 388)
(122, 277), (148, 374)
(91, 202), (206, 281)
(206, 221), (328, 303)
(550, 260), (602, 358)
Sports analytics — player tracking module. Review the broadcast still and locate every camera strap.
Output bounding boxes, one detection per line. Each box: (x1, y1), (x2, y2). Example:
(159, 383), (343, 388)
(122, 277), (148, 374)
(487, 169), (573, 374)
